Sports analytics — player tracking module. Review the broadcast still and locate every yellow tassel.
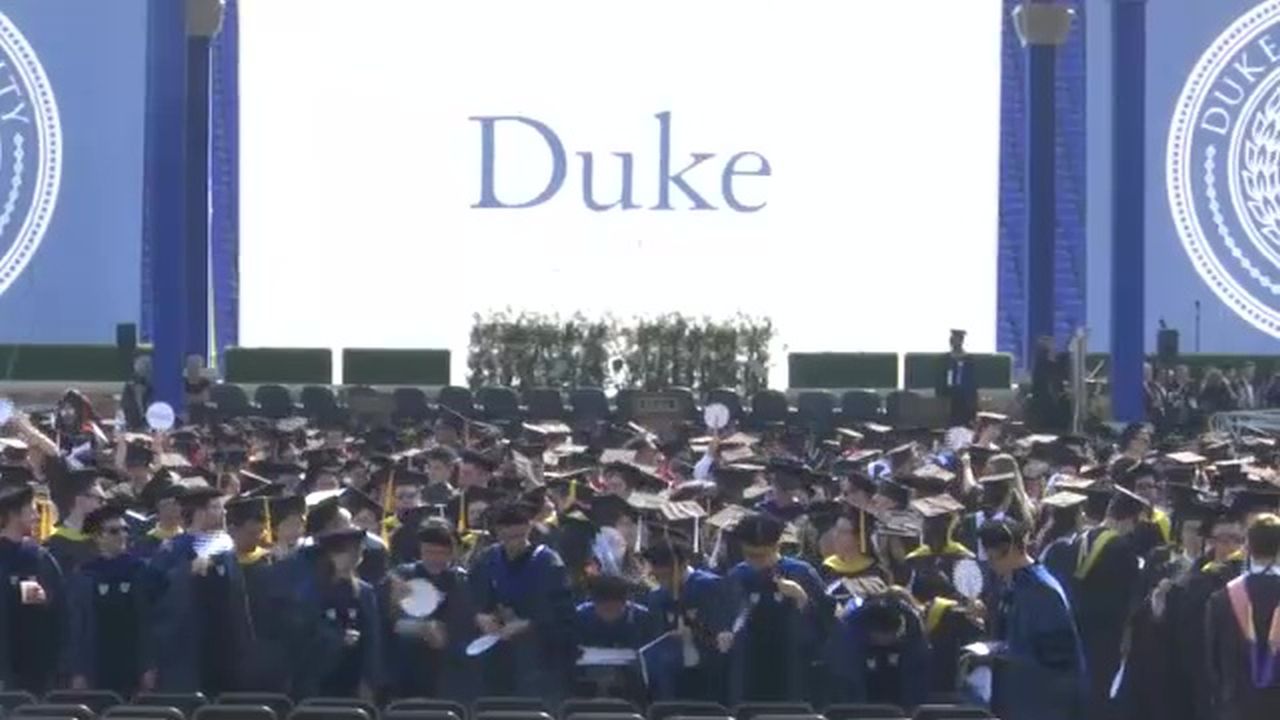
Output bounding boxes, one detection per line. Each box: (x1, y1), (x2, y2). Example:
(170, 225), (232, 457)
(858, 509), (868, 555)
(36, 497), (54, 543)
(381, 470), (396, 545)
(568, 478), (578, 505)
(262, 497), (274, 547)
(458, 492), (468, 534)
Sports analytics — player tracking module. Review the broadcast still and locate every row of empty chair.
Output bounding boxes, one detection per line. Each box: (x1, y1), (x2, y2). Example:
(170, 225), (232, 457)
(0, 694), (991, 720)
(210, 383), (927, 432)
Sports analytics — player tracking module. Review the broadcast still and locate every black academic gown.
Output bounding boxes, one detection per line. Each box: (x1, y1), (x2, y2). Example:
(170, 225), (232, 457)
(645, 569), (734, 702)
(359, 532), (390, 585)
(230, 549), (294, 692)
(1173, 554), (1245, 720)
(937, 353), (979, 427)
(922, 598), (983, 700)
(296, 575), (383, 698)
(571, 601), (658, 703)
(44, 526), (96, 577)
(1065, 527), (1141, 719)
(1205, 573), (1280, 720)
(725, 557), (827, 705)
(828, 596), (930, 709)
(65, 554), (151, 696)
(469, 543), (576, 703)
(384, 562), (477, 702)
(0, 537), (65, 693)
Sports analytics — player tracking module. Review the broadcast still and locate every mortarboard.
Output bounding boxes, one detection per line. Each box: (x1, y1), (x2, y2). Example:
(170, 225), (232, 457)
(268, 494), (306, 525)
(0, 481), (34, 514)
(1228, 487), (1280, 517)
(978, 472), (1016, 486)
(1109, 485), (1151, 518)
(83, 503), (127, 535)
(835, 428), (865, 442)
(875, 479), (912, 509)
(0, 464), (34, 486)
(1041, 491), (1088, 510)
(125, 441), (155, 468)
(459, 449), (500, 473)
(706, 504), (751, 531)
(340, 487), (384, 519)
(910, 493), (965, 519)
(225, 496), (269, 527)
(176, 483), (223, 511)
(315, 526), (365, 553)
(976, 412), (1009, 425)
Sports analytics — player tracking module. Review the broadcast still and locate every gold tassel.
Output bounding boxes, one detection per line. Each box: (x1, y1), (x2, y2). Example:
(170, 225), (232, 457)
(262, 498), (274, 547)
(381, 469), (396, 545)
(858, 509), (868, 555)
(568, 478), (578, 505)
(36, 497), (54, 543)
(457, 491), (468, 534)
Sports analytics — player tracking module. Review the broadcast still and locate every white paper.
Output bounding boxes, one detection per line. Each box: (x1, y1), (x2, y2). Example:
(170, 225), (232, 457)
(577, 647), (638, 666)
(465, 633), (501, 656)
(1110, 657), (1126, 699)
(966, 666), (993, 703)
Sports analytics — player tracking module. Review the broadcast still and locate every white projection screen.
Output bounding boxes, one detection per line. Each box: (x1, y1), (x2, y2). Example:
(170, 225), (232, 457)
(239, 0), (1002, 385)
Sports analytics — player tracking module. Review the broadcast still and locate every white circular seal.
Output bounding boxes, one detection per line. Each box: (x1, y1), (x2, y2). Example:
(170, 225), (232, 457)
(1168, 0), (1280, 338)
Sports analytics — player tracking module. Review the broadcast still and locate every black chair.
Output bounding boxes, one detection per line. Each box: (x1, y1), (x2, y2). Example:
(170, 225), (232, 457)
(384, 701), (464, 720)
(392, 387), (432, 424)
(437, 385), (476, 417)
(195, 706), (278, 720)
(103, 706), (186, 720)
(566, 714), (642, 720)
(298, 698), (378, 720)
(911, 706), (992, 720)
(134, 693), (209, 717)
(383, 711), (460, 720)
(646, 703), (729, 720)
(732, 706), (813, 720)
(301, 385), (342, 424)
(613, 389), (638, 423)
(795, 391), (835, 435)
(476, 386), (522, 424)
(568, 387), (610, 429)
(254, 384), (296, 419)
(210, 383), (253, 419)
(473, 699), (547, 714)
(748, 389), (791, 428)
(287, 709), (369, 720)
(523, 388), (566, 421)
(821, 704), (905, 720)
(474, 713), (552, 720)
(0, 693), (37, 713)
(45, 692), (123, 713)
(754, 715), (824, 720)
(884, 390), (924, 426)
(840, 390), (883, 423)
(704, 388), (744, 425)
(559, 699), (638, 719)
(217, 694), (293, 720)
(11, 704), (96, 720)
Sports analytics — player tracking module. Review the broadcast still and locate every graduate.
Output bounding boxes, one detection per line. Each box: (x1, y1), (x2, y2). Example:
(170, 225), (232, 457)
(65, 503), (152, 695)
(44, 468), (107, 575)
(642, 532), (734, 702)
(469, 500), (576, 703)
(1205, 514), (1280, 719)
(292, 526), (383, 699)
(976, 517), (1085, 720)
(828, 588), (929, 708)
(814, 502), (888, 612)
(1063, 486), (1144, 719)
(920, 587), (984, 700)
(223, 496), (291, 692)
(267, 493), (306, 559)
(936, 329), (979, 427)
(340, 488), (390, 584)
(724, 512), (827, 704)
(133, 474), (184, 560)
(385, 517), (477, 702)
(903, 494), (974, 603)
(754, 458), (812, 523)
(0, 480), (65, 694)
(147, 484), (244, 694)
(571, 573), (658, 703)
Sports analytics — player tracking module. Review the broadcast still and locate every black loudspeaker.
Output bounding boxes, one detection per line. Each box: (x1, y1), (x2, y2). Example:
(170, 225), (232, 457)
(1157, 328), (1179, 364)
(116, 323), (137, 354)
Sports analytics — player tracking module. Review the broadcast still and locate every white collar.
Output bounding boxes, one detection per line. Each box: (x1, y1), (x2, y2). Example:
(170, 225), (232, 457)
(1245, 560), (1280, 577)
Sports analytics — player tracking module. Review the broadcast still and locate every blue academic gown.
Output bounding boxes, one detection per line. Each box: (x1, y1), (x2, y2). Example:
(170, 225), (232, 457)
(293, 574), (383, 698)
(148, 534), (250, 694)
(572, 601), (658, 701)
(65, 554), (152, 696)
(725, 556), (827, 705)
(469, 543), (576, 703)
(384, 562), (477, 702)
(0, 537), (65, 693)
(827, 597), (929, 708)
(644, 569), (733, 702)
(991, 564), (1088, 720)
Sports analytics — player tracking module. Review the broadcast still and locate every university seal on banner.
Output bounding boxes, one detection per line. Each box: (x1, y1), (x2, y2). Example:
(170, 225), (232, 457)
(0, 12), (59, 298)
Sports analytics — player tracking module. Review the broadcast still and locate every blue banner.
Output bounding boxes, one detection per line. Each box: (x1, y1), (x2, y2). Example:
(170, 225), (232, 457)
(0, 1), (148, 343)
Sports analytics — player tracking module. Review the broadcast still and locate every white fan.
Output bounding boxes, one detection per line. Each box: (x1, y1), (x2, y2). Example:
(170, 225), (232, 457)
(952, 557), (985, 601)
(399, 578), (443, 618)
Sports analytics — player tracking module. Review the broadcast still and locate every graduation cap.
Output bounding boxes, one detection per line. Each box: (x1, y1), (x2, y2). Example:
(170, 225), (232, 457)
(875, 479), (912, 510)
(315, 526), (365, 553)
(176, 483), (223, 511)
(900, 463), (956, 495)
(976, 411), (1009, 426)
(731, 512), (784, 547)
(706, 504), (751, 532)
(225, 496), (269, 527)
(885, 443), (916, 470)
(1109, 485), (1151, 519)
(268, 494), (306, 525)
(0, 481), (34, 514)
(459, 449), (500, 473)
(1228, 487), (1280, 518)
(125, 440), (155, 468)
(237, 470), (272, 496)
(522, 421), (572, 437)
(835, 428), (865, 443)
(83, 503), (128, 536)
(340, 486), (384, 520)
(0, 464), (34, 486)
(1041, 491), (1088, 510)
(910, 493), (965, 519)
(591, 494), (641, 528)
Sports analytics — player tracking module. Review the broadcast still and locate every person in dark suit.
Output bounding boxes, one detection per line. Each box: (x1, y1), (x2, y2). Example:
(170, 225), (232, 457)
(0, 481), (66, 694)
(120, 355), (154, 432)
(937, 329), (979, 427)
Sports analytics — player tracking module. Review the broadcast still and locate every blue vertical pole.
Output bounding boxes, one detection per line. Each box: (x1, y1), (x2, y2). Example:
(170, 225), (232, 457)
(186, 34), (211, 368)
(1110, 0), (1146, 422)
(144, 0), (189, 410)
(1025, 2), (1058, 367)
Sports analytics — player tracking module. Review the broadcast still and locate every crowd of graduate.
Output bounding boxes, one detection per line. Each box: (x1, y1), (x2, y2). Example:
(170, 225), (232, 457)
(3, 369), (1280, 720)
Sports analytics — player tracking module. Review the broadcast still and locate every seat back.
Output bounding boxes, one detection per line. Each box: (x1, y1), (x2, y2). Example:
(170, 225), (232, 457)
(474, 712), (552, 720)
(253, 384), (295, 419)
(392, 387), (432, 424)
(0, 693), (38, 713)
(476, 386), (522, 423)
(216, 694), (294, 720)
(134, 694), (209, 717)
(748, 390), (790, 427)
(566, 714), (643, 720)
(286, 709), (370, 720)
(194, 706), (278, 720)
(795, 391), (835, 434)
(840, 390), (883, 422)
(704, 388), (744, 425)
(523, 388), (566, 421)
(45, 692), (124, 713)
(298, 699), (378, 720)
(383, 711), (461, 720)
(646, 703), (729, 720)
(910, 706), (992, 720)
(300, 385), (341, 422)
(732, 705), (813, 720)
(437, 385), (476, 417)
(569, 388), (610, 427)
(384, 701), (464, 720)
(473, 699), (547, 715)
(559, 699), (638, 719)
(104, 706), (186, 720)
(210, 383), (252, 419)
(821, 704), (906, 720)
(12, 704), (96, 720)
